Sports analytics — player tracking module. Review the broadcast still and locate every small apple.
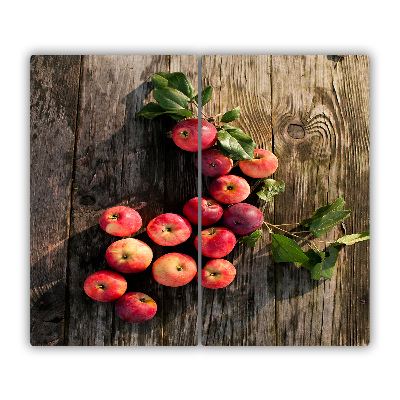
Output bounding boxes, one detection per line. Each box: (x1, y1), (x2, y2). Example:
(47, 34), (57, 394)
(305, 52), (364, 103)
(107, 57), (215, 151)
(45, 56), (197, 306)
(99, 206), (142, 237)
(171, 118), (217, 152)
(115, 292), (157, 323)
(147, 213), (192, 246)
(223, 203), (264, 235)
(195, 227), (236, 258)
(196, 148), (233, 177)
(84, 270), (127, 302)
(201, 259), (236, 289)
(209, 174), (250, 204)
(182, 196), (223, 226)
(239, 148), (278, 178)
(106, 238), (153, 273)
(152, 252), (197, 287)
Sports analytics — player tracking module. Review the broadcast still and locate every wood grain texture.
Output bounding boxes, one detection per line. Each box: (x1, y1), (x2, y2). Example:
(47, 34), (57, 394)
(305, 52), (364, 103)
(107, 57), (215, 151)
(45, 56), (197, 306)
(201, 55), (369, 346)
(65, 55), (198, 346)
(30, 55), (81, 345)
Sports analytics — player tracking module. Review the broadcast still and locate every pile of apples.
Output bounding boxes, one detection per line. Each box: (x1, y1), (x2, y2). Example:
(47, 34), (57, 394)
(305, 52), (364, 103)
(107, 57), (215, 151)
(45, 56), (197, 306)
(84, 118), (278, 323)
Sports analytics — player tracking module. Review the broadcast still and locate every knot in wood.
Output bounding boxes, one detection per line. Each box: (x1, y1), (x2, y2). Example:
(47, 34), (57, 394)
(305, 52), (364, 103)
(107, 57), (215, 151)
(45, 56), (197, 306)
(287, 124), (305, 139)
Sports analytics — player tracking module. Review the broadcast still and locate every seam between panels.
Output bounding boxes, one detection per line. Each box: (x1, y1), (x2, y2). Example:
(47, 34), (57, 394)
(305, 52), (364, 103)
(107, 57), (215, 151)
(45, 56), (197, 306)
(197, 55), (203, 346)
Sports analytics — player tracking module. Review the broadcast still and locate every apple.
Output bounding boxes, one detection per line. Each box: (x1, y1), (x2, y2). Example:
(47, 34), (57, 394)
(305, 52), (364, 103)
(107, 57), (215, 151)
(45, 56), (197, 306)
(182, 196), (223, 226)
(84, 270), (127, 302)
(195, 227), (236, 258)
(152, 252), (197, 287)
(147, 213), (192, 246)
(106, 238), (153, 273)
(201, 259), (236, 289)
(171, 118), (217, 152)
(223, 203), (264, 235)
(209, 174), (251, 204)
(99, 206), (142, 237)
(115, 292), (157, 323)
(239, 148), (278, 178)
(196, 148), (233, 177)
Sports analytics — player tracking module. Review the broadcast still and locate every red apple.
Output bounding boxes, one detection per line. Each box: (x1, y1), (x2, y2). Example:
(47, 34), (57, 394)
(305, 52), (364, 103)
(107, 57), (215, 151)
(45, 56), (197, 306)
(239, 148), (278, 178)
(147, 213), (192, 246)
(99, 206), (142, 237)
(171, 118), (217, 152)
(84, 270), (127, 302)
(197, 148), (233, 177)
(182, 196), (223, 226)
(106, 238), (153, 273)
(152, 252), (197, 287)
(223, 203), (264, 235)
(195, 227), (236, 258)
(209, 174), (251, 204)
(201, 259), (236, 289)
(115, 292), (157, 323)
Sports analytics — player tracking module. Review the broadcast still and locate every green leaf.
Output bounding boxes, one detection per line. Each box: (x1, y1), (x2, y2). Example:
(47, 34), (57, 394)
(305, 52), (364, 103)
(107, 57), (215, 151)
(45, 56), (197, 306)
(151, 73), (169, 89)
(300, 248), (324, 272)
(238, 229), (262, 247)
(271, 234), (309, 264)
(300, 247), (338, 280)
(301, 197), (345, 227)
(135, 102), (166, 119)
(152, 72), (195, 99)
(320, 246), (339, 279)
(153, 88), (189, 110)
(332, 230), (370, 246)
(221, 107), (240, 123)
(136, 103), (192, 120)
(257, 179), (285, 202)
(309, 210), (351, 238)
(217, 125), (256, 160)
(194, 86), (213, 105)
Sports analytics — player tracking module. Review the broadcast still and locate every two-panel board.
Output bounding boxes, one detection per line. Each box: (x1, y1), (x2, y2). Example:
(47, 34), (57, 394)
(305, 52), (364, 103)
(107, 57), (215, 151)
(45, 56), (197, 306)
(30, 55), (369, 346)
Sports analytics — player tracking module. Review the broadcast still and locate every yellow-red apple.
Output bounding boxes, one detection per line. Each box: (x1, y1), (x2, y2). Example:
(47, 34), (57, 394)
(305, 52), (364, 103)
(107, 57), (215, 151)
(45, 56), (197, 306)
(239, 149), (278, 178)
(84, 270), (127, 302)
(152, 252), (197, 287)
(201, 259), (236, 289)
(99, 206), (142, 237)
(106, 238), (153, 273)
(147, 213), (192, 246)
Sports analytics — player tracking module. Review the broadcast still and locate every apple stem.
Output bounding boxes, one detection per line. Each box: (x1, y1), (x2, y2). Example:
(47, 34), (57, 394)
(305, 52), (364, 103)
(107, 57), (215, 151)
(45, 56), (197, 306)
(263, 221), (330, 249)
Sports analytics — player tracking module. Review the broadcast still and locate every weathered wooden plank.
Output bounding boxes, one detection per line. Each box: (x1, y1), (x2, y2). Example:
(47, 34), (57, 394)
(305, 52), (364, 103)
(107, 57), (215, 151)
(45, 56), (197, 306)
(67, 55), (198, 345)
(271, 55), (369, 346)
(201, 55), (369, 346)
(30, 55), (81, 345)
(331, 55), (370, 345)
(162, 55), (198, 346)
(201, 56), (276, 345)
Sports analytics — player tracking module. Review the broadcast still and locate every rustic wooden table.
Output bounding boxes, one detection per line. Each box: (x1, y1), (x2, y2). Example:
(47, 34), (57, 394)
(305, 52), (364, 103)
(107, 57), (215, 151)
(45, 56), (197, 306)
(30, 55), (369, 346)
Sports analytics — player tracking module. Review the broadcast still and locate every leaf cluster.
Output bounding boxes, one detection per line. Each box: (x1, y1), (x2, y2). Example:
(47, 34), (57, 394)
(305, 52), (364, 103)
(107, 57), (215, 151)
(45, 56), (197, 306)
(136, 72), (201, 121)
(269, 198), (369, 280)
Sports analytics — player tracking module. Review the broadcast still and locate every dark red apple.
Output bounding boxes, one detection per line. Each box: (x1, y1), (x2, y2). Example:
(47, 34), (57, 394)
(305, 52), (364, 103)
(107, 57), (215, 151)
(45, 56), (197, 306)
(223, 203), (264, 235)
(115, 292), (157, 323)
(197, 148), (234, 177)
